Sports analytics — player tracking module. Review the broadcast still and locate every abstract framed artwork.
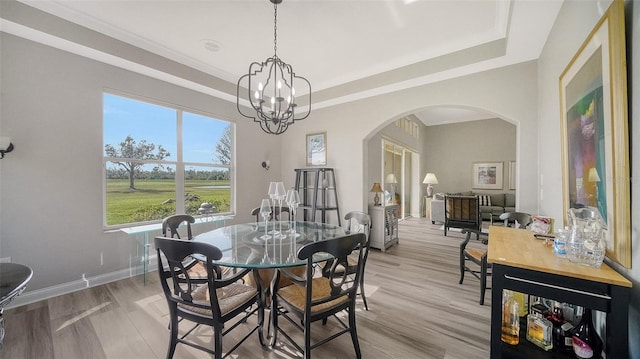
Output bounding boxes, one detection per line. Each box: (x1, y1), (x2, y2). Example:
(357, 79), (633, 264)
(472, 162), (503, 190)
(559, 0), (630, 268)
(306, 132), (327, 166)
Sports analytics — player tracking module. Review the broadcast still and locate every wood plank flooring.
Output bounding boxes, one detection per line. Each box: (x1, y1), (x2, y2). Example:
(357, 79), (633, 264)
(1, 218), (493, 359)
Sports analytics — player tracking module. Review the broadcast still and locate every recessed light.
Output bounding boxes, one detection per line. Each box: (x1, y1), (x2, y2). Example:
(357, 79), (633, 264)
(201, 39), (222, 52)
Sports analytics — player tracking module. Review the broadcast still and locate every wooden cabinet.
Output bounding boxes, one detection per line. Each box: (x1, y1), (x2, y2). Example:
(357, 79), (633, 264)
(368, 204), (399, 252)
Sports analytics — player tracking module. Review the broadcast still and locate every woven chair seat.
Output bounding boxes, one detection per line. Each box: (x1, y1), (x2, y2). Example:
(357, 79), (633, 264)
(177, 282), (256, 317)
(464, 248), (486, 262)
(277, 277), (349, 313)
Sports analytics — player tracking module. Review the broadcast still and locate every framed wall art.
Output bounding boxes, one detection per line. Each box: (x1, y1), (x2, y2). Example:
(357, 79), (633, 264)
(559, 0), (630, 267)
(306, 132), (327, 166)
(472, 162), (503, 190)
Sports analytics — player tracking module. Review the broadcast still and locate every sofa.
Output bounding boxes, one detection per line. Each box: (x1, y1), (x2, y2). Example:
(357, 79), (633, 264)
(432, 191), (515, 222)
(474, 192), (516, 221)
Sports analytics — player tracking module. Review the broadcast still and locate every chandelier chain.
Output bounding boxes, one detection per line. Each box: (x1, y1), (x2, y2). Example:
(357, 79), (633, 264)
(273, 2), (278, 57)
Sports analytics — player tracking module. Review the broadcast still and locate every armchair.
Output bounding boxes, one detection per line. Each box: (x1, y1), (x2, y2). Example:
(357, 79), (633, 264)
(444, 195), (481, 237)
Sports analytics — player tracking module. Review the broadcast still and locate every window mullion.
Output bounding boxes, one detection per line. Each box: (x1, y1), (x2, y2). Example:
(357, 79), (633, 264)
(176, 110), (185, 214)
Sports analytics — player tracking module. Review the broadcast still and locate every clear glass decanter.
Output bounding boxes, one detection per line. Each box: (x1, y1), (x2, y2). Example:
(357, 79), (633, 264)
(566, 208), (605, 267)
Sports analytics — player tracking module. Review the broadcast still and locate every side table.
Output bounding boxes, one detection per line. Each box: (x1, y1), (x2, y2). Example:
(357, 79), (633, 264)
(0, 263), (33, 349)
(423, 196), (432, 219)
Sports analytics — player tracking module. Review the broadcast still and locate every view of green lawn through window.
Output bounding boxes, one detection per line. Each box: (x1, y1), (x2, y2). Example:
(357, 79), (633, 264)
(103, 93), (233, 227)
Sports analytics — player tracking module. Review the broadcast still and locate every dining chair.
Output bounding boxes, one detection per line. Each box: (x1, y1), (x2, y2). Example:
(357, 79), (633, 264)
(162, 214), (227, 279)
(162, 214), (195, 239)
(459, 228), (491, 305)
(323, 211), (372, 310)
(498, 212), (532, 229)
(270, 233), (366, 359)
(154, 236), (265, 359)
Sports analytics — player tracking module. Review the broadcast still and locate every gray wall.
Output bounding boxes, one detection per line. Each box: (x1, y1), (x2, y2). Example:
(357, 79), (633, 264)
(2, 0), (638, 353)
(423, 118), (516, 195)
(279, 60), (539, 216)
(0, 33), (281, 296)
(537, 0), (638, 356)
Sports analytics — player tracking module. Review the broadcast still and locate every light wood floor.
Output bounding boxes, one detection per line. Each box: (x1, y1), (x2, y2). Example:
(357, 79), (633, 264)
(1, 218), (493, 359)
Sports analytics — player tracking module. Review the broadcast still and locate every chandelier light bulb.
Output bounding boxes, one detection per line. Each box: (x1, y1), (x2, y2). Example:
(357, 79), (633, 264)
(277, 80), (282, 89)
(254, 90), (260, 99)
(258, 82), (263, 91)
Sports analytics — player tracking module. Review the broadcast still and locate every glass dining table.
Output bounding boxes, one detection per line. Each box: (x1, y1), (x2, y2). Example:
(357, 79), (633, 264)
(193, 221), (345, 268)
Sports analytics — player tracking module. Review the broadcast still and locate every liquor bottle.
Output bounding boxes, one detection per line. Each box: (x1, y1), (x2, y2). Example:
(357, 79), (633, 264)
(571, 309), (603, 358)
(526, 313), (553, 351)
(513, 291), (528, 317)
(501, 290), (519, 345)
(548, 301), (567, 351)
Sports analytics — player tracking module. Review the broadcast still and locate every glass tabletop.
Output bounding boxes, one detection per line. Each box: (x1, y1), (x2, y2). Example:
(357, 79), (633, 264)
(194, 221), (345, 268)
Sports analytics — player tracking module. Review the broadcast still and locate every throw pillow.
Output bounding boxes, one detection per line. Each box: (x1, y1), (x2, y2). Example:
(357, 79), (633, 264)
(477, 195), (491, 207)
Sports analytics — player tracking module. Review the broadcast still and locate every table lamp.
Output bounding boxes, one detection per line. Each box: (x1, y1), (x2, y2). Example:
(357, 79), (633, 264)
(423, 173), (439, 197)
(370, 182), (383, 206)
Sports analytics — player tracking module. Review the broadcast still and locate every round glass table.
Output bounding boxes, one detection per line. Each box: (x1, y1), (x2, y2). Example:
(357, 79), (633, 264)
(194, 221), (345, 268)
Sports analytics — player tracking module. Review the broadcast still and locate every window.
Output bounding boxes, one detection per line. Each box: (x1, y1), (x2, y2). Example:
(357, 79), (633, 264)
(103, 92), (233, 227)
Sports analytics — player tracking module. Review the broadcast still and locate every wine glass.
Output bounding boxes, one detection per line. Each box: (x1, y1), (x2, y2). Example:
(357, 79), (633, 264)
(289, 189), (300, 237)
(267, 182), (279, 235)
(259, 199), (272, 240)
(275, 182), (286, 238)
(285, 189), (295, 232)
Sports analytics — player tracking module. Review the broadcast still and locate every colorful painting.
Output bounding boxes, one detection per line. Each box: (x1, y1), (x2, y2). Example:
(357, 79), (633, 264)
(560, 0), (630, 267)
(565, 87), (607, 224)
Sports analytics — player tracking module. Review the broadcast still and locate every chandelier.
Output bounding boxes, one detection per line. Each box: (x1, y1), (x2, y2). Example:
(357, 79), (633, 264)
(236, 0), (311, 135)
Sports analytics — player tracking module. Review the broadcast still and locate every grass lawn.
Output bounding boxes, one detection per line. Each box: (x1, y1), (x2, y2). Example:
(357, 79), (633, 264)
(106, 179), (230, 225)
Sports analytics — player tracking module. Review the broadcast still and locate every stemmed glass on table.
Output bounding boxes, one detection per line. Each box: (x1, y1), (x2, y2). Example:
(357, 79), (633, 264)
(285, 189), (300, 235)
(259, 199), (272, 263)
(267, 182), (279, 237)
(275, 182), (287, 238)
(285, 189), (301, 262)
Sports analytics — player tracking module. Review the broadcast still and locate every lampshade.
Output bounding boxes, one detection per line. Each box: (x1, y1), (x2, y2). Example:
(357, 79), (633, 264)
(370, 182), (383, 193)
(423, 173), (439, 184)
(588, 168), (600, 182)
(385, 174), (397, 184)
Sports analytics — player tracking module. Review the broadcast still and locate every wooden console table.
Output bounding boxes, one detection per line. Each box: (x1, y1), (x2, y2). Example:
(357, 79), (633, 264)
(487, 226), (631, 358)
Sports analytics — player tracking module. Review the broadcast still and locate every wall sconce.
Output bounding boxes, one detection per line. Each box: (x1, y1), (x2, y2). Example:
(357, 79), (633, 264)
(261, 160), (270, 171)
(0, 137), (14, 159)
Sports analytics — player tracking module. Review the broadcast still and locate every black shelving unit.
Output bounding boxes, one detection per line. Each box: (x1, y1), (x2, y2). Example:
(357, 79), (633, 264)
(294, 168), (341, 226)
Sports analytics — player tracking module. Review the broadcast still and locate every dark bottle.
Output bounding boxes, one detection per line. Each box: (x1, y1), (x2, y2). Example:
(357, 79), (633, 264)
(571, 309), (603, 358)
(548, 301), (566, 350)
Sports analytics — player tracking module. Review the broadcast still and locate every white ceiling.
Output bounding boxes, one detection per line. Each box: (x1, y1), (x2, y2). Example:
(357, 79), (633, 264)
(7, 0), (563, 125)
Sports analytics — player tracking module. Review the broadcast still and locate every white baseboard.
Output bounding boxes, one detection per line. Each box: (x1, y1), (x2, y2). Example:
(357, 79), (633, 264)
(6, 260), (158, 309)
